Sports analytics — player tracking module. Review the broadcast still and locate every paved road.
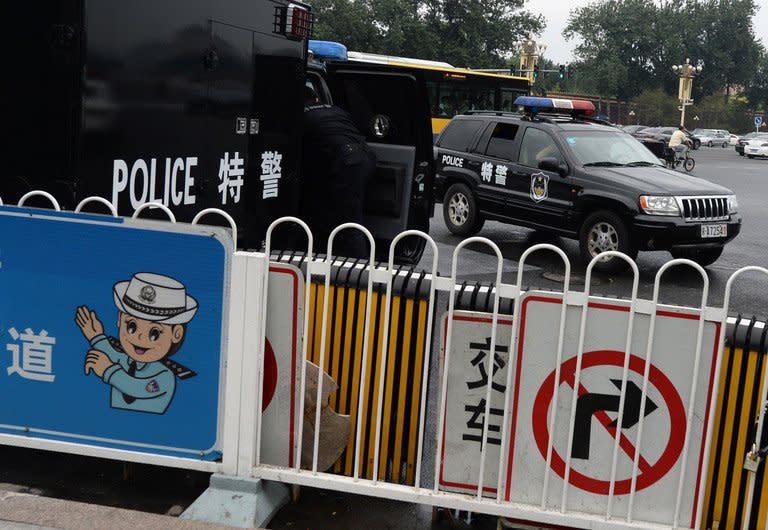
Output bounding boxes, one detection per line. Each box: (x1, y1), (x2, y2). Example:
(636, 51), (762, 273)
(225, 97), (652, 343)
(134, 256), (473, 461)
(422, 146), (768, 318)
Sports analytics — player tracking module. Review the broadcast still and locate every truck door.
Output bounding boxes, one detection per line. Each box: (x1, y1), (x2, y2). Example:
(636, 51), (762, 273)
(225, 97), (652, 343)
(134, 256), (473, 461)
(324, 65), (434, 263)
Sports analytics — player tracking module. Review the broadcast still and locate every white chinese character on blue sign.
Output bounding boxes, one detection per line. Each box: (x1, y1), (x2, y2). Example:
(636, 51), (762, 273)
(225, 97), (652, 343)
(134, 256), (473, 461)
(7, 327), (56, 382)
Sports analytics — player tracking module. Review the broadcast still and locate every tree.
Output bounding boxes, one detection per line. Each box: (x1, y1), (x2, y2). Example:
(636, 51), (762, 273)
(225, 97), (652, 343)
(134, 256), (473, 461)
(310, 0), (544, 68)
(563, 0), (666, 99)
(682, 0), (762, 99)
(630, 89), (679, 126)
(564, 0), (762, 100)
(745, 49), (768, 111)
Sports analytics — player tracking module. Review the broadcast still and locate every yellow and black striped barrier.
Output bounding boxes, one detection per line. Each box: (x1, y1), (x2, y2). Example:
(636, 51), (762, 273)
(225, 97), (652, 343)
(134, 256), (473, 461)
(703, 316), (768, 530)
(305, 262), (431, 484)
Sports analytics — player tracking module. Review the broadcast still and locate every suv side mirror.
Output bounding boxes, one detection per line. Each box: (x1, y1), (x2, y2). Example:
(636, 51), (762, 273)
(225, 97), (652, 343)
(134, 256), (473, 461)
(539, 157), (568, 176)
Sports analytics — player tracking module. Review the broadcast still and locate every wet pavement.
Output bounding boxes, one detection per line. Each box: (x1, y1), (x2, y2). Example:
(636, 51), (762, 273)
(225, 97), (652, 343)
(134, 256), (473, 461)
(0, 445), (502, 530)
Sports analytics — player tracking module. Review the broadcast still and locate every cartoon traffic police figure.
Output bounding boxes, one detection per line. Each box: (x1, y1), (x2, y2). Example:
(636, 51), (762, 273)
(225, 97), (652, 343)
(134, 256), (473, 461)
(75, 272), (198, 414)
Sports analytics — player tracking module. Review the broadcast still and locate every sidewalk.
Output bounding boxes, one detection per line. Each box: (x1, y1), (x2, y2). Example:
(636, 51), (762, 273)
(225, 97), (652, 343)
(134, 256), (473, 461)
(0, 491), (245, 530)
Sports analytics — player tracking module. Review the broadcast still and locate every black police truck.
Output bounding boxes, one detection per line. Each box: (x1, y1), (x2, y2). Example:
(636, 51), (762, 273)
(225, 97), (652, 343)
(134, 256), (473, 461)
(434, 97), (741, 271)
(6, 1), (434, 263)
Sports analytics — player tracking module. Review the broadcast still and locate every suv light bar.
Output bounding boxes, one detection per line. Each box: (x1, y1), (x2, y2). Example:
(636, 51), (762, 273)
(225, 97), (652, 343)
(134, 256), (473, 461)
(309, 40), (348, 61)
(514, 96), (596, 117)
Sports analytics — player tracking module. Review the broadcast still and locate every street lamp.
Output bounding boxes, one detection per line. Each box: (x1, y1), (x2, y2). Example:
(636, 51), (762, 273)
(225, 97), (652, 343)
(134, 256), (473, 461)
(514, 37), (547, 85)
(671, 58), (702, 128)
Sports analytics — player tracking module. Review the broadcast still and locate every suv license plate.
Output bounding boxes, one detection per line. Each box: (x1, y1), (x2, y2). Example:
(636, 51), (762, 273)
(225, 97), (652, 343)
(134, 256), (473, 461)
(701, 224), (727, 238)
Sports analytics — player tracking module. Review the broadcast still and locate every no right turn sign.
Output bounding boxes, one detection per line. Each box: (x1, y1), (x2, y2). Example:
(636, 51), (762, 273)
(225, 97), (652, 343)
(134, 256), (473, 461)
(505, 292), (721, 528)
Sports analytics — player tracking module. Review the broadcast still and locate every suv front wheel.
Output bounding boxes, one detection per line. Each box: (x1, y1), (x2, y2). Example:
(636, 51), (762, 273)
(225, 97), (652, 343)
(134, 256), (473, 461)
(443, 182), (484, 236)
(578, 210), (637, 272)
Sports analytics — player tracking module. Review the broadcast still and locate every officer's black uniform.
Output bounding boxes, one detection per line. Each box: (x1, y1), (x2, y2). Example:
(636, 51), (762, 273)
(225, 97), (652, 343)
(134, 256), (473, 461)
(300, 103), (377, 258)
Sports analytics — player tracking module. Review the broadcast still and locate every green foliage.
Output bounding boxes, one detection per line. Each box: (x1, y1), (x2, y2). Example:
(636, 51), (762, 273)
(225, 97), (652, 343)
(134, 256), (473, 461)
(745, 51), (768, 111)
(310, 0), (544, 68)
(564, 0), (763, 102)
(692, 94), (760, 133)
(629, 89), (679, 126)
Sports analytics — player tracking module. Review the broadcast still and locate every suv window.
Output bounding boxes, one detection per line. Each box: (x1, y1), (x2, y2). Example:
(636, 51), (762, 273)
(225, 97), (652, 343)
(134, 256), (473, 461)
(438, 119), (484, 151)
(485, 123), (519, 160)
(518, 127), (562, 168)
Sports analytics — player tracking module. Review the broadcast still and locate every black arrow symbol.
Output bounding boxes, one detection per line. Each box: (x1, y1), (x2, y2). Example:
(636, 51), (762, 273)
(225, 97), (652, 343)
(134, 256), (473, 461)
(571, 379), (658, 460)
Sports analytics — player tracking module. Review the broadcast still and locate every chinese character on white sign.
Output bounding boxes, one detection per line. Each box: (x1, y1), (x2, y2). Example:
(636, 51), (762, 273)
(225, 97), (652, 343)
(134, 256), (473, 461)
(218, 152), (245, 205)
(494, 165), (508, 186)
(463, 336), (508, 448)
(481, 162), (493, 183)
(261, 151), (283, 199)
(7, 327), (56, 382)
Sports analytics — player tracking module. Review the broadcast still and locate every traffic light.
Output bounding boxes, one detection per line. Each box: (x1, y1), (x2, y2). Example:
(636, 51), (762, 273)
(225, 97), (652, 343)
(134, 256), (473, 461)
(558, 64), (565, 79)
(533, 63), (539, 79)
(567, 64), (575, 79)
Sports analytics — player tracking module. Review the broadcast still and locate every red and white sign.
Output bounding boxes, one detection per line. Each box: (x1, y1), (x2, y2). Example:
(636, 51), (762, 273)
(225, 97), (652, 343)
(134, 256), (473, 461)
(506, 293), (720, 528)
(260, 264), (304, 467)
(438, 311), (514, 495)
(438, 292), (721, 529)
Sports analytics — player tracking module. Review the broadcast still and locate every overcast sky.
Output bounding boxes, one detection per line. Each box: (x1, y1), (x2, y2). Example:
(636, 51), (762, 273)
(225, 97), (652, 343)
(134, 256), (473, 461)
(525, 0), (766, 64)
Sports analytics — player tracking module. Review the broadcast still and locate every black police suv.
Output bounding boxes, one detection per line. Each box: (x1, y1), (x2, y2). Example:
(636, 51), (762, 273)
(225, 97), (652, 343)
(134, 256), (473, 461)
(434, 97), (741, 271)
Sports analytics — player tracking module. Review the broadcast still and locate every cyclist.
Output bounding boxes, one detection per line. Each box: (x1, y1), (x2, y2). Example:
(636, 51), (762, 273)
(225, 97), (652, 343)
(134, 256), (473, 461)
(668, 125), (692, 161)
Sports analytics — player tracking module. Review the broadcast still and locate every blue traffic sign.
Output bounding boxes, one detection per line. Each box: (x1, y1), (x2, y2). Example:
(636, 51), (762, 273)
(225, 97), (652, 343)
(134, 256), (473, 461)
(756, 115), (763, 127)
(0, 206), (231, 459)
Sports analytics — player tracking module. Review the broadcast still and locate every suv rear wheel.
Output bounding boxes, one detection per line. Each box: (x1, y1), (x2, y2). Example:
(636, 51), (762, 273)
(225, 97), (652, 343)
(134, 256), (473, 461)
(443, 182), (484, 236)
(670, 247), (723, 267)
(579, 210), (637, 272)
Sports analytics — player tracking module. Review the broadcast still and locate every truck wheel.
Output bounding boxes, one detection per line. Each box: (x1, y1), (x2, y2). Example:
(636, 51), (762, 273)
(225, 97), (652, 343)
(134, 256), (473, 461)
(670, 247), (723, 267)
(443, 183), (484, 236)
(579, 211), (636, 272)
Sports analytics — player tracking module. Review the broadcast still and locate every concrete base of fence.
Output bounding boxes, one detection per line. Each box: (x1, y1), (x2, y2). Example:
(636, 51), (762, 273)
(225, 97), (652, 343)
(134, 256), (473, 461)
(181, 474), (289, 529)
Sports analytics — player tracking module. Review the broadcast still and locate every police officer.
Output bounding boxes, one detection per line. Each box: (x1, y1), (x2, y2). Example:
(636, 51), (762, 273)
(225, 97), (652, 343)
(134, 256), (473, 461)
(300, 86), (376, 259)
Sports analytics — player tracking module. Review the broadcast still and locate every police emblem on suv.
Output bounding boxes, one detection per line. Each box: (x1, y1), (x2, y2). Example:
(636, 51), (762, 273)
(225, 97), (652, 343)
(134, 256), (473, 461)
(530, 173), (548, 203)
(434, 97), (741, 271)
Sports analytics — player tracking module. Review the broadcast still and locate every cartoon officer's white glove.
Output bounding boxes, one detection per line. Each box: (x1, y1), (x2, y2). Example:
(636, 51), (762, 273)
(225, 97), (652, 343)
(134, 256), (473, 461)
(75, 306), (105, 341)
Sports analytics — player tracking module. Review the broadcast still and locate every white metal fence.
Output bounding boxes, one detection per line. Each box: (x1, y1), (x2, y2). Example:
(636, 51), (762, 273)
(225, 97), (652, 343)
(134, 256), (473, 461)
(245, 216), (768, 530)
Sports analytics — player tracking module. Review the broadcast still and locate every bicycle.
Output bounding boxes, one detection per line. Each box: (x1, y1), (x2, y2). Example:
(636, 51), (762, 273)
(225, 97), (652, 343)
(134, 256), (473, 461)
(664, 146), (695, 172)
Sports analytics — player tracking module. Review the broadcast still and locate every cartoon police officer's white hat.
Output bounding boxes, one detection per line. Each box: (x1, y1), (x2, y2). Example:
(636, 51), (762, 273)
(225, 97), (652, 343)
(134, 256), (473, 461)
(113, 273), (198, 324)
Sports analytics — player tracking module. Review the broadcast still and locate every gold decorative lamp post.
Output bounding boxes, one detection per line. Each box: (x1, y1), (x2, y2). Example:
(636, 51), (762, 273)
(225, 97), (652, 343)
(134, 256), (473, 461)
(672, 58), (702, 128)
(515, 38), (547, 84)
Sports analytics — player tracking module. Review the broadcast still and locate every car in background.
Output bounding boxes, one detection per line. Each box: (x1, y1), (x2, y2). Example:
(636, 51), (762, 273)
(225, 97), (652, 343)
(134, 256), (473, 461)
(736, 132), (768, 156)
(728, 133), (740, 146)
(623, 124), (648, 134)
(744, 135), (768, 158)
(635, 126), (701, 150)
(691, 128), (731, 148)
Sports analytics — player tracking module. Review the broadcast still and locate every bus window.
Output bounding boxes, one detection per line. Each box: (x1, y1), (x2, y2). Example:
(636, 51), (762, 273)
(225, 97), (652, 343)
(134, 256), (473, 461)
(471, 88), (495, 111)
(501, 87), (525, 111)
(426, 80), (441, 115)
